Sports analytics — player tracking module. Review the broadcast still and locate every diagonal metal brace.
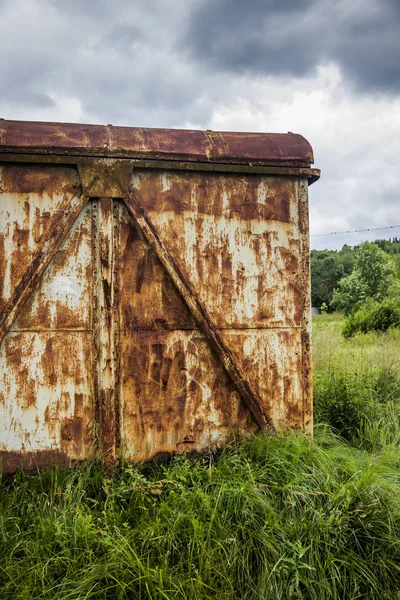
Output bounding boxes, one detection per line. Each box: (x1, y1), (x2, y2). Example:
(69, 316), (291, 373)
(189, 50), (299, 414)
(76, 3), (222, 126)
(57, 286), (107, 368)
(124, 190), (274, 432)
(0, 192), (90, 346)
(0, 160), (128, 345)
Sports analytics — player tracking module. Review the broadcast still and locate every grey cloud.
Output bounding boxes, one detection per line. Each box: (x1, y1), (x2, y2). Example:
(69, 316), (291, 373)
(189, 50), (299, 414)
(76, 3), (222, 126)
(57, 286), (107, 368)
(1, 0), (400, 252)
(181, 0), (317, 75)
(100, 25), (144, 52)
(182, 0), (400, 92)
(0, 0), (206, 125)
(1, 0), (399, 124)
(46, 0), (127, 18)
(2, 88), (55, 109)
(1, 51), (58, 110)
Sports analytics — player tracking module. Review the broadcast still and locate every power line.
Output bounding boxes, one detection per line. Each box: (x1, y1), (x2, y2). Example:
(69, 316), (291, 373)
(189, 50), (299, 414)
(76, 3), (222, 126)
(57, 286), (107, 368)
(311, 224), (400, 238)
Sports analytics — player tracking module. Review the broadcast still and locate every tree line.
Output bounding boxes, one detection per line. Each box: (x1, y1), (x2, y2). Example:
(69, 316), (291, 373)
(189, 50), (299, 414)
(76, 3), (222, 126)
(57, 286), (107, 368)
(311, 238), (400, 336)
(311, 237), (400, 309)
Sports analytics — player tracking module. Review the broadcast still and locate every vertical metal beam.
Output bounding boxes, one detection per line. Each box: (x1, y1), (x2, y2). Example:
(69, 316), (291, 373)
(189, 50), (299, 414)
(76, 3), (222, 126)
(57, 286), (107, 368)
(95, 198), (118, 458)
(77, 162), (127, 460)
(298, 178), (313, 433)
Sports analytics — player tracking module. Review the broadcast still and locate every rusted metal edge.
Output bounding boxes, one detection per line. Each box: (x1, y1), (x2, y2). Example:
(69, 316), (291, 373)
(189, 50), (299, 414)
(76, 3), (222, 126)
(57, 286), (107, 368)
(0, 449), (73, 475)
(94, 198), (119, 461)
(91, 199), (101, 454)
(0, 119), (314, 167)
(124, 189), (274, 432)
(297, 179), (313, 434)
(0, 192), (90, 345)
(112, 201), (121, 454)
(0, 152), (320, 182)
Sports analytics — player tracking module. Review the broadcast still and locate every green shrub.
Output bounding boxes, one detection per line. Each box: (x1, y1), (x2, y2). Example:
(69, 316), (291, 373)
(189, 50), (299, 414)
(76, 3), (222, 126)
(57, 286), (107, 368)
(342, 297), (400, 338)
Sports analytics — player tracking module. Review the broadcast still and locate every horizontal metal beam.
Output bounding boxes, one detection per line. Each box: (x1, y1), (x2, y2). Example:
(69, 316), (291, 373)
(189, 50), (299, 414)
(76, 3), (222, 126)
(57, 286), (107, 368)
(0, 152), (320, 182)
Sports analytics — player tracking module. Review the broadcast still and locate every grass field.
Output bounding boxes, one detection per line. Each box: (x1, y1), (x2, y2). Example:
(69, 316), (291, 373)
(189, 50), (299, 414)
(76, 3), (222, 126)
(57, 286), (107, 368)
(313, 314), (400, 450)
(1, 315), (400, 599)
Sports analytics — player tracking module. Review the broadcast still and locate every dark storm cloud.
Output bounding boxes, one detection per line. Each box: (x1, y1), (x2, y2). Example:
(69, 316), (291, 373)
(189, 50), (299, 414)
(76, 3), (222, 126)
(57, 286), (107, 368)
(182, 0), (400, 92)
(181, 0), (317, 75)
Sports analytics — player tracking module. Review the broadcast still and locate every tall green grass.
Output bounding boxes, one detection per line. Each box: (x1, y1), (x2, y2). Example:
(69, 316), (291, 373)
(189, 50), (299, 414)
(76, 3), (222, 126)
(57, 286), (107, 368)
(1, 430), (400, 599)
(1, 314), (400, 599)
(313, 314), (400, 451)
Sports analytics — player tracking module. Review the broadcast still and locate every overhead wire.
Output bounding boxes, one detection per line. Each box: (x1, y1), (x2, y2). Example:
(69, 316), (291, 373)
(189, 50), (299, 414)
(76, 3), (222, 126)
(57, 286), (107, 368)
(311, 224), (400, 238)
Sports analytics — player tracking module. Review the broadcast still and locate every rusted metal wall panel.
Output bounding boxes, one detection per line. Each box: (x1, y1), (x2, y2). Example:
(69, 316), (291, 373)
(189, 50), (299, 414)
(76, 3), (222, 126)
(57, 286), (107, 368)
(11, 203), (93, 331)
(118, 202), (196, 330)
(0, 120), (318, 473)
(0, 332), (95, 461)
(117, 201), (255, 460)
(0, 164), (81, 314)
(129, 171), (302, 329)
(220, 329), (303, 429)
(123, 170), (308, 436)
(298, 178), (313, 430)
(120, 330), (256, 461)
(0, 171), (95, 472)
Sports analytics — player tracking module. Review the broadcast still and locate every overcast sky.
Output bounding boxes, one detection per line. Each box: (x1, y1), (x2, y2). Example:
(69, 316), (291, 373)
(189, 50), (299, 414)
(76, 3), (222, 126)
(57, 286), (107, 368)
(1, 0), (399, 250)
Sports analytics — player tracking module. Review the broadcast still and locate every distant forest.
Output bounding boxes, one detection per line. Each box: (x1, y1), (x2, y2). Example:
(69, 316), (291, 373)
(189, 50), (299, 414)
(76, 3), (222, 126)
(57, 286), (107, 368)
(311, 238), (400, 310)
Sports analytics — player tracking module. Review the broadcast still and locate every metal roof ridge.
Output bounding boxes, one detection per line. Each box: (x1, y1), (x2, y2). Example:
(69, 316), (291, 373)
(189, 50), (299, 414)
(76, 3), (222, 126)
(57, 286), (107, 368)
(0, 119), (315, 167)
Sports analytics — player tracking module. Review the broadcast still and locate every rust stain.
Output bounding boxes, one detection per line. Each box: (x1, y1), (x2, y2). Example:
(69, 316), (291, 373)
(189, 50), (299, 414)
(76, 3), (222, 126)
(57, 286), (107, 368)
(118, 202), (196, 330)
(2, 335), (36, 409)
(60, 389), (89, 457)
(120, 330), (256, 461)
(0, 232), (5, 314)
(0, 333), (95, 466)
(131, 171), (293, 221)
(0, 449), (72, 475)
(0, 163), (80, 196)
